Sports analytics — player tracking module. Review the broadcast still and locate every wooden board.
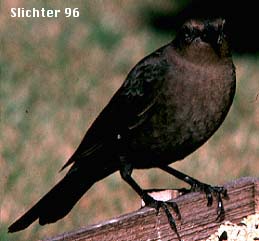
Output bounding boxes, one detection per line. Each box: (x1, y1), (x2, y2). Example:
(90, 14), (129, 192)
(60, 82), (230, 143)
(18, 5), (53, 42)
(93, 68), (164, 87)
(41, 177), (259, 241)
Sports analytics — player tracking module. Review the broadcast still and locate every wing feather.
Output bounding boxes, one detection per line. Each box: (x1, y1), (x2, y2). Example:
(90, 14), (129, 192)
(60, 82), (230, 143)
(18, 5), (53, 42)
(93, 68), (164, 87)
(61, 44), (170, 169)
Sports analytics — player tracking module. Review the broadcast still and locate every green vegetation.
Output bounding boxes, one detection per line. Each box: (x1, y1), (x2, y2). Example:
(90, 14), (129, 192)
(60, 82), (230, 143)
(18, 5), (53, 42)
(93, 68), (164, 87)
(1, 1), (258, 240)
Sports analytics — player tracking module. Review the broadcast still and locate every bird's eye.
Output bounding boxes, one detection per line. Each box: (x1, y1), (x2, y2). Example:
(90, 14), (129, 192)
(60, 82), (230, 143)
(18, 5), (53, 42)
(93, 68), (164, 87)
(183, 28), (193, 43)
(184, 32), (190, 39)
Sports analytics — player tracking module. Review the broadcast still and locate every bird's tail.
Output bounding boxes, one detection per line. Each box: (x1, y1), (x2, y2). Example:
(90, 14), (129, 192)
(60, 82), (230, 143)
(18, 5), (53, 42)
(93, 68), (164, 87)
(8, 157), (118, 233)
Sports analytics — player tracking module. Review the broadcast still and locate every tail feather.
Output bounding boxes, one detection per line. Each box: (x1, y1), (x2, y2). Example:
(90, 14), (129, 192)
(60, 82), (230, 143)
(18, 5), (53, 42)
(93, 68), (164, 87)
(8, 204), (39, 232)
(8, 159), (118, 233)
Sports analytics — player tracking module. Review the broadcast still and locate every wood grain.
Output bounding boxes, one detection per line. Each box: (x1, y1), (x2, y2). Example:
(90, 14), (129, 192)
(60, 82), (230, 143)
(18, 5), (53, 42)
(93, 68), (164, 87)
(41, 177), (259, 241)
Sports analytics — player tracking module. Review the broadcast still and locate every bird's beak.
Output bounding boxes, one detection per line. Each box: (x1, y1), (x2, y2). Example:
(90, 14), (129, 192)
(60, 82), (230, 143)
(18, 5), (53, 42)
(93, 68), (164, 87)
(217, 19), (226, 45)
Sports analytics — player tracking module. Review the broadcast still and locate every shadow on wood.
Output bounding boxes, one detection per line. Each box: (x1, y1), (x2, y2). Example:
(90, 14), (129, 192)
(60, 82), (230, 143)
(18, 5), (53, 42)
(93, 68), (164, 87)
(41, 177), (259, 241)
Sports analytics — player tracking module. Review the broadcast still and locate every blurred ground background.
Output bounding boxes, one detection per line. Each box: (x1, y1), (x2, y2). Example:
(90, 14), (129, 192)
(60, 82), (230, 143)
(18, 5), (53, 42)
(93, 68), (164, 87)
(0, 0), (258, 240)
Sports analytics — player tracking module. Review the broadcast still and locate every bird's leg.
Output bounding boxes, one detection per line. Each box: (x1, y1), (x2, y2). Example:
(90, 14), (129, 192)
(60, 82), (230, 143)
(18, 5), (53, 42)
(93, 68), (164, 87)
(119, 156), (181, 240)
(159, 165), (228, 221)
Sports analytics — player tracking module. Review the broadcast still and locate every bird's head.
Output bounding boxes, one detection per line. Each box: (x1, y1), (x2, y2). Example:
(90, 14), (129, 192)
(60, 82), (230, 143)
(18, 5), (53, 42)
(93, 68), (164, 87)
(173, 18), (231, 60)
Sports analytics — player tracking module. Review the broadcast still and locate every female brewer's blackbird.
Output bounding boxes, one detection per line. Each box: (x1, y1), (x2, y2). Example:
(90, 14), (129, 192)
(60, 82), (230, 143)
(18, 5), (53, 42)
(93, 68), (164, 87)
(8, 18), (236, 235)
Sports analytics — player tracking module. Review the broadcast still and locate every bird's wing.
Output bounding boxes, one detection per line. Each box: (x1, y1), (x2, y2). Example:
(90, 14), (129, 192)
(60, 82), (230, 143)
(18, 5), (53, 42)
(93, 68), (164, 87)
(61, 45), (170, 170)
(118, 53), (169, 129)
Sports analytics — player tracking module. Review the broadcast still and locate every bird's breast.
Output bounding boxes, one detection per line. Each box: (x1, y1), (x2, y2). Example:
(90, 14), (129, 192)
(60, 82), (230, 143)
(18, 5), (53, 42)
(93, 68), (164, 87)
(129, 58), (235, 165)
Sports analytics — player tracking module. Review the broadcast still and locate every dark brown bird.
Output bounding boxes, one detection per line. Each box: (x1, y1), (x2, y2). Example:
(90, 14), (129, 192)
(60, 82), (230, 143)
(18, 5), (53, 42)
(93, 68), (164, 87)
(8, 18), (236, 235)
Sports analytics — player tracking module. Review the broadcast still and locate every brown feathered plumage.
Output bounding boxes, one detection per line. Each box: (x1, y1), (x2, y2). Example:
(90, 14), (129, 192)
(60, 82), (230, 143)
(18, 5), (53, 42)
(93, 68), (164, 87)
(9, 18), (235, 234)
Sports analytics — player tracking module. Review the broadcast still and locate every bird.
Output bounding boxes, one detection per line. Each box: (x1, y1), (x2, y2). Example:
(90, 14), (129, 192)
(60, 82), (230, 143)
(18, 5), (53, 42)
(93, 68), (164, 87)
(8, 18), (236, 237)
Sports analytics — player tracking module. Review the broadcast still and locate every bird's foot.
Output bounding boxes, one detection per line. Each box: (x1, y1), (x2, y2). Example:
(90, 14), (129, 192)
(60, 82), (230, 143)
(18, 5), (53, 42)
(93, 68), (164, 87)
(184, 177), (229, 221)
(142, 192), (181, 240)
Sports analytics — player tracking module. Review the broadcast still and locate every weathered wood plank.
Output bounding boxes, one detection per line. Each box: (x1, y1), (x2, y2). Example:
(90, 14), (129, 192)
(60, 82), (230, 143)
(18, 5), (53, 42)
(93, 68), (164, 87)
(41, 177), (259, 241)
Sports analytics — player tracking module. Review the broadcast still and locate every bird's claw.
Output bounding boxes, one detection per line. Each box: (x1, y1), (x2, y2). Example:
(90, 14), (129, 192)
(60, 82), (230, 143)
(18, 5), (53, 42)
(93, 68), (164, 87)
(142, 193), (181, 240)
(188, 180), (228, 221)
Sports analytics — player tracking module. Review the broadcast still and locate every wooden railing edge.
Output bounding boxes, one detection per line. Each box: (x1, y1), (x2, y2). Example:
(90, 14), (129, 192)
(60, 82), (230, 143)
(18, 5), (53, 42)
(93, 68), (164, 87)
(41, 176), (259, 241)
